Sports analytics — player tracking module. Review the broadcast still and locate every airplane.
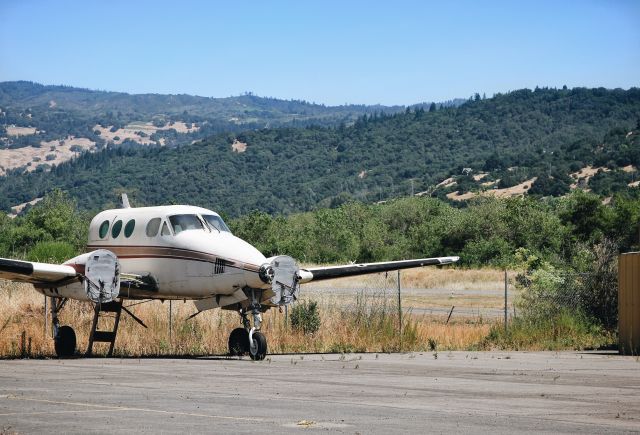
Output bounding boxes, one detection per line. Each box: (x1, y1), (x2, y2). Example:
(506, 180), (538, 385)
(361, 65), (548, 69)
(0, 194), (459, 360)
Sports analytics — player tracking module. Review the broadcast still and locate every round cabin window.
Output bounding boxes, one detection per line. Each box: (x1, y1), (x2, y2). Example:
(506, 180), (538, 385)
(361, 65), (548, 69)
(99, 220), (110, 239)
(111, 220), (123, 238)
(124, 219), (135, 238)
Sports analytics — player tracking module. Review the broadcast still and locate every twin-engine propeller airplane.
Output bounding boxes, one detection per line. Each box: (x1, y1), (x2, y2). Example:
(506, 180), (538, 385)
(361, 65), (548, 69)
(0, 194), (459, 359)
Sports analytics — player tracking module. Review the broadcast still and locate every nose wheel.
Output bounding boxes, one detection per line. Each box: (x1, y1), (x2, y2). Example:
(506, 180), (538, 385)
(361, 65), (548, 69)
(249, 330), (267, 360)
(228, 290), (269, 360)
(227, 327), (268, 360)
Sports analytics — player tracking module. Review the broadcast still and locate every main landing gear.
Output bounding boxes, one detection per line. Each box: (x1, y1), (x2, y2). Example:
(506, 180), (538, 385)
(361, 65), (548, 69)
(228, 290), (268, 360)
(50, 297), (76, 357)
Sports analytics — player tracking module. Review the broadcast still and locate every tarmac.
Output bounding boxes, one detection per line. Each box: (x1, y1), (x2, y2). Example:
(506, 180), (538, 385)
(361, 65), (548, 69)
(0, 351), (639, 434)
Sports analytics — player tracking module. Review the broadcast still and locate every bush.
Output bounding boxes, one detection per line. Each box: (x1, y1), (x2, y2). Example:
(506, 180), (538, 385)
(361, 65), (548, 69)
(290, 300), (320, 334)
(483, 311), (614, 351)
(27, 240), (77, 263)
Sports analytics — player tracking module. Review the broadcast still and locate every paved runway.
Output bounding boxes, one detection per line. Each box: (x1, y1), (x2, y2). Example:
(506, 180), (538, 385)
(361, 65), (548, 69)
(1, 351), (639, 433)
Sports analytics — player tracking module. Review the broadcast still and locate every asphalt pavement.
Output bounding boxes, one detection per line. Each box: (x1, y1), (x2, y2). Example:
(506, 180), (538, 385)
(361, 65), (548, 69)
(1, 351), (638, 433)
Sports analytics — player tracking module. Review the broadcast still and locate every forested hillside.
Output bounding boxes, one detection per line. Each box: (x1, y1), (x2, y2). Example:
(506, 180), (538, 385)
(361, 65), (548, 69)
(0, 81), (457, 151)
(0, 87), (638, 215)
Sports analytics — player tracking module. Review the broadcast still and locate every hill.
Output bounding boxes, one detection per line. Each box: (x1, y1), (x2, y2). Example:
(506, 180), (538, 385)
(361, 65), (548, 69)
(0, 86), (638, 216)
(0, 81), (463, 175)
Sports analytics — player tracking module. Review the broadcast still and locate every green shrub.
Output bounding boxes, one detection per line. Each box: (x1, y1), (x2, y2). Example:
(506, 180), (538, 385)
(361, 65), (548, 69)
(290, 300), (320, 334)
(27, 240), (77, 263)
(483, 311), (615, 351)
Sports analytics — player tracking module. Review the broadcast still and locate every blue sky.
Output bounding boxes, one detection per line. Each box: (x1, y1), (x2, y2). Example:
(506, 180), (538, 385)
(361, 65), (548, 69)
(0, 0), (638, 105)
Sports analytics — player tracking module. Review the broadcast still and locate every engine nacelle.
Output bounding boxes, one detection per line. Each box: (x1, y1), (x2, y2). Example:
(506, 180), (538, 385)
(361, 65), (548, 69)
(265, 255), (300, 306)
(40, 249), (121, 303)
(83, 249), (120, 303)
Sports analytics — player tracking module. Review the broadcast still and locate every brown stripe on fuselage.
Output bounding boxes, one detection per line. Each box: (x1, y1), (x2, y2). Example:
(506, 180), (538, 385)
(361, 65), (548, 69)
(86, 244), (261, 273)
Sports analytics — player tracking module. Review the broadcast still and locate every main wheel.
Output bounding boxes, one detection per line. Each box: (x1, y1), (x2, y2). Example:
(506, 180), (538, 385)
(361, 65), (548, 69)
(54, 325), (76, 357)
(249, 331), (267, 361)
(228, 327), (249, 356)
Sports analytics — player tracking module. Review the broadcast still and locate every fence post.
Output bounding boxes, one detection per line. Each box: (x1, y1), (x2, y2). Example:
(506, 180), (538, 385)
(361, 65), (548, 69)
(397, 270), (402, 351)
(44, 295), (47, 338)
(169, 300), (172, 345)
(504, 270), (508, 332)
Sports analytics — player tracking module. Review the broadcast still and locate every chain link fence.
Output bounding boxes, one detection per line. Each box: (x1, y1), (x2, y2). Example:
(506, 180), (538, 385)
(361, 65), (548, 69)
(300, 269), (520, 334)
(300, 266), (617, 333)
(514, 269), (618, 329)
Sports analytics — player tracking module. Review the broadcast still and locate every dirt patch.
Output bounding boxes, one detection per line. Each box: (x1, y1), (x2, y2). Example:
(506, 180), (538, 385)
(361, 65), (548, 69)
(570, 166), (611, 189)
(491, 177), (536, 197)
(231, 139), (247, 153)
(447, 178), (536, 201)
(160, 121), (199, 134)
(437, 177), (456, 188)
(446, 191), (477, 201)
(629, 181), (640, 187)
(0, 136), (96, 175)
(358, 170), (367, 179)
(6, 126), (38, 136)
(473, 172), (488, 181)
(8, 197), (43, 218)
(94, 125), (156, 145)
(94, 121), (199, 146)
(622, 165), (637, 173)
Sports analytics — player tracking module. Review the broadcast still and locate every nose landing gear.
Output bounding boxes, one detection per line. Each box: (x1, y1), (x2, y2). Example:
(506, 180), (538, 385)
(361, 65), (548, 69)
(228, 289), (268, 360)
(248, 329), (267, 360)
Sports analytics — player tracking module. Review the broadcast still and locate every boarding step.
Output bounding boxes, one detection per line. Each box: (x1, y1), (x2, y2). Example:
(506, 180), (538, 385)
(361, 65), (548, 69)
(97, 301), (123, 313)
(86, 299), (123, 357)
(92, 331), (117, 343)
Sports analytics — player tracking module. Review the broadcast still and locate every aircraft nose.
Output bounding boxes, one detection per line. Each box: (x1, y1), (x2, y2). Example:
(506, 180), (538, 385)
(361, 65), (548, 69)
(228, 235), (267, 266)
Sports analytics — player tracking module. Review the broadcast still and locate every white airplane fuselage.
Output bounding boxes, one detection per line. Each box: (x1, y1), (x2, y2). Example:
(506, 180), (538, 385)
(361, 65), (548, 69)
(37, 205), (270, 301)
(1, 197), (459, 359)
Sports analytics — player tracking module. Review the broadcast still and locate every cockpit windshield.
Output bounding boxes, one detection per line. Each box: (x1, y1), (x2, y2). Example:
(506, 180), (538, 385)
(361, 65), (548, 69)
(202, 214), (232, 233)
(169, 214), (204, 235)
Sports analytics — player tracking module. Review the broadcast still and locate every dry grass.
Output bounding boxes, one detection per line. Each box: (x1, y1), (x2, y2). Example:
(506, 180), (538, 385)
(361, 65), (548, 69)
(5, 126), (38, 136)
(303, 266), (504, 289)
(93, 122), (199, 147)
(0, 136), (96, 176)
(8, 197), (43, 218)
(0, 278), (494, 358)
(446, 178), (536, 201)
(231, 139), (247, 153)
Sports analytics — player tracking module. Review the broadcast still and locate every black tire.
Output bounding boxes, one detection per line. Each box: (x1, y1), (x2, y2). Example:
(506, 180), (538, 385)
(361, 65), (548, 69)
(228, 327), (249, 356)
(54, 326), (76, 357)
(249, 331), (267, 361)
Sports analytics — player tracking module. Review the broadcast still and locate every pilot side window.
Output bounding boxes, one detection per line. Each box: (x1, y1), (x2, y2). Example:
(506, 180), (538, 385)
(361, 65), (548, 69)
(161, 222), (172, 236)
(146, 218), (161, 237)
(202, 214), (232, 233)
(169, 214), (203, 235)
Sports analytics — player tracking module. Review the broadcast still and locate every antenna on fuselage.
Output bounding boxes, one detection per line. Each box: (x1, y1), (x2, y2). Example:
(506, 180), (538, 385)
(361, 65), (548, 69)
(121, 193), (131, 208)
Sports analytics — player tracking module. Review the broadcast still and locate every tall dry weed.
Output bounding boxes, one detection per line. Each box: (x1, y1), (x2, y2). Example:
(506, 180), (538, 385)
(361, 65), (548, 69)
(0, 280), (492, 357)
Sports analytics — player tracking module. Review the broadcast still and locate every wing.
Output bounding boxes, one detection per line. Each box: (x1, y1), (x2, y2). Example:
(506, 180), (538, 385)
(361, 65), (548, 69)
(298, 256), (459, 283)
(0, 257), (78, 285)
